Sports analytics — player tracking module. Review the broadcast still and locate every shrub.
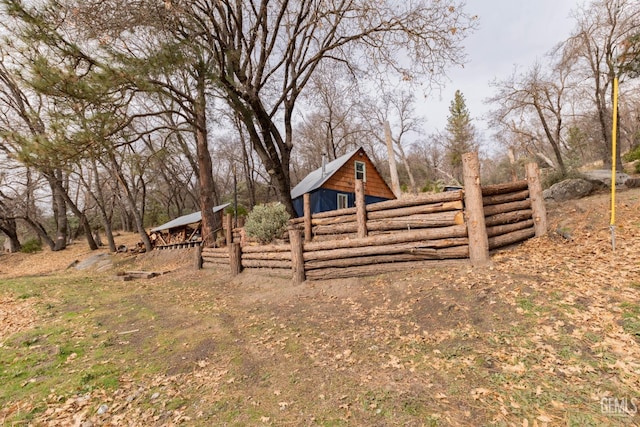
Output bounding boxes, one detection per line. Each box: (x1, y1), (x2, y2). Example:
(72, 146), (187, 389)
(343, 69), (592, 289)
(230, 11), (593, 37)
(244, 203), (290, 244)
(623, 145), (640, 163)
(20, 238), (42, 253)
(623, 145), (640, 173)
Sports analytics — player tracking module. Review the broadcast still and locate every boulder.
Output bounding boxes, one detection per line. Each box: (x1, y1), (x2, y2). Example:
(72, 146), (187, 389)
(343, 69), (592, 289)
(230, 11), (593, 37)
(75, 253), (112, 271)
(543, 179), (593, 202)
(582, 169), (629, 187)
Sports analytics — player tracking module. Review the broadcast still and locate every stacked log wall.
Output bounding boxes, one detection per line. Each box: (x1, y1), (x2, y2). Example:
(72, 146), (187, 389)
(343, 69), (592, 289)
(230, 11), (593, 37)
(292, 190), (465, 241)
(201, 247), (229, 269)
(481, 180), (536, 250)
(241, 244), (292, 270)
(301, 190), (469, 280)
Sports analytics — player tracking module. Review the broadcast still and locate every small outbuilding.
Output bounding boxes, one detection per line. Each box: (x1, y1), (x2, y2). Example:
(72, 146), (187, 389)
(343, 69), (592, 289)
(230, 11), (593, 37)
(291, 147), (396, 217)
(149, 203), (230, 247)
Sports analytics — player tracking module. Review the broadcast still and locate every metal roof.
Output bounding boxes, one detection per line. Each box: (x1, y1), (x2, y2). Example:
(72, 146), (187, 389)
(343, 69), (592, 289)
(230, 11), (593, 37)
(290, 147), (362, 200)
(150, 203), (230, 232)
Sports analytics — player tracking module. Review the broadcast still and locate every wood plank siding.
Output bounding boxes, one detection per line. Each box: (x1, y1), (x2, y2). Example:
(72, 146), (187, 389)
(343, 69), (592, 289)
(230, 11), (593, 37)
(323, 150), (396, 200)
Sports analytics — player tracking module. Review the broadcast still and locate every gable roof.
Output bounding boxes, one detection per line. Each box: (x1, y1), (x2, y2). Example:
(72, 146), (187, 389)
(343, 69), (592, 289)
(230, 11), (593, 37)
(291, 147), (362, 199)
(150, 203), (230, 232)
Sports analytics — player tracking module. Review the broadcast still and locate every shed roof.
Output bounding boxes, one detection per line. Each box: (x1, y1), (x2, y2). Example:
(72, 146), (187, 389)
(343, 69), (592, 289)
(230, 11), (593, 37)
(290, 147), (361, 200)
(150, 203), (230, 232)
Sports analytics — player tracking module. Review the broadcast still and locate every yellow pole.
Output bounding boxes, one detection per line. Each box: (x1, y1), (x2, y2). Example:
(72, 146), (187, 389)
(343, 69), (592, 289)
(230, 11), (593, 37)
(610, 76), (619, 250)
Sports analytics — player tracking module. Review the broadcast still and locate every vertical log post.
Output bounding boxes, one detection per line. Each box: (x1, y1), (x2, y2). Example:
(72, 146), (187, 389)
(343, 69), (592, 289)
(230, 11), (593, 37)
(525, 162), (548, 237)
(355, 179), (368, 238)
(290, 229), (306, 284)
(194, 245), (203, 270)
(225, 213), (233, 245)
(303, 193), (312, 243)
(229, 242), (242, 276)
(462, 152), (490, 265)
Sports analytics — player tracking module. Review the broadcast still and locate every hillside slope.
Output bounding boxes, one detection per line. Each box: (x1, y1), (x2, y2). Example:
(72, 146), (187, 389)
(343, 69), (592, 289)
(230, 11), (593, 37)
(0, 188), (639, 426)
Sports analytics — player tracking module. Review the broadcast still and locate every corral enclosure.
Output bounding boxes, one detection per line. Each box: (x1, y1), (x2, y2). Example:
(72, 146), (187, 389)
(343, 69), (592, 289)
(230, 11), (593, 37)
(200, 154), (547, 281)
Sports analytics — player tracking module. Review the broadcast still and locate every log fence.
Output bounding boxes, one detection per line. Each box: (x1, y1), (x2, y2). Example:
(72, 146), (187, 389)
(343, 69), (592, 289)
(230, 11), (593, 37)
(194, 154), (547, 283)
(481, 180), (537, 251)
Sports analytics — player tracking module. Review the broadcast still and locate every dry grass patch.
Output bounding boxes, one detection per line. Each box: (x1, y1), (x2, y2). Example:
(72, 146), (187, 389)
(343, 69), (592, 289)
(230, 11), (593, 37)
(0, 232), (142, 279)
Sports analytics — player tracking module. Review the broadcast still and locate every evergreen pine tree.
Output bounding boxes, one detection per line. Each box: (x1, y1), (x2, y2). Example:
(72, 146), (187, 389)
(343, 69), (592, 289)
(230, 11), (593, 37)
(444, 90), (477, 183)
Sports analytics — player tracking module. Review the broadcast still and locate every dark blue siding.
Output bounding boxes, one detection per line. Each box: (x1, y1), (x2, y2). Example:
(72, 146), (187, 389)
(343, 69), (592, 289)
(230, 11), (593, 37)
(292, 189), (390, 217)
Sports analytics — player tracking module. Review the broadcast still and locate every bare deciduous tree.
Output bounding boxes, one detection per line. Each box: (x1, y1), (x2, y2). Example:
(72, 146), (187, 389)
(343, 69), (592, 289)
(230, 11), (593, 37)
(563, 0), (640, 169)
(360, 88), (423, 194)
(488, 62), (572, 175)
(178, 0), (476, 214)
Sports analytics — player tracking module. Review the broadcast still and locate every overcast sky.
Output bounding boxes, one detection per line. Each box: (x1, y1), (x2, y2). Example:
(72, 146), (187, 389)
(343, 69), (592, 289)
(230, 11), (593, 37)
(417, 0), (582, 150)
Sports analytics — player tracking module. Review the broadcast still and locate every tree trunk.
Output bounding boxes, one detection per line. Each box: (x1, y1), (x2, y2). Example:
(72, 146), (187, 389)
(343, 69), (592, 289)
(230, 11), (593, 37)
(22, 216), (55, 250)
(91, 160), (117, 252)
(239, 128), (257, 208)
(533, 97), (566, 175)
(0, 219), (21, 252)
(139, 175), (147, 230)
(107, 153), (152, 252)
(48, 171), (98, 250)
(394, 139), (418, 194)
(100, 216), (115, 251)
(48, 172), (68, 251)
(268, 155), (295, 217)
(20, 169), (54, 250)
(385, 121), (402, 198)
(194, 79), (220, 247)
(226, 91), (296, 217)
(595, 70), (621, 170)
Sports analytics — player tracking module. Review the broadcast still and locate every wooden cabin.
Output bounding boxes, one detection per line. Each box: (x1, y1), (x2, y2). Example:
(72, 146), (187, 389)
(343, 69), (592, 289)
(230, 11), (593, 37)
(149, 203), (230, 248)
(291, 147), (396, 217)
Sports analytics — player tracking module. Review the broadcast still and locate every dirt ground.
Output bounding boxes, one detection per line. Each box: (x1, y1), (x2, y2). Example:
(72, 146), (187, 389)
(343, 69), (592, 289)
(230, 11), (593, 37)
(0, 232), (143, 279)
(1, 188), (640, 426)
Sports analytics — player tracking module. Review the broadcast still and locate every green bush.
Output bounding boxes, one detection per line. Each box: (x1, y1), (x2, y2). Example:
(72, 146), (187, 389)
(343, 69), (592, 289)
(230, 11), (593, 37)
(20, 238), (42, 253)
(623, 145), (640, 162)
(623, 145), (640, 173)
(244, 203), (290, 244)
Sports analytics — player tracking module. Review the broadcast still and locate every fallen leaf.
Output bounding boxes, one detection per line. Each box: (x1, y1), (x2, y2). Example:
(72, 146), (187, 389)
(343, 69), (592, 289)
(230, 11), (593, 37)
(537, 414), (552, 422)
(471, 388), (491, 400)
